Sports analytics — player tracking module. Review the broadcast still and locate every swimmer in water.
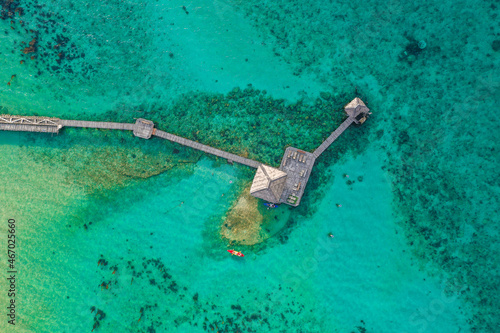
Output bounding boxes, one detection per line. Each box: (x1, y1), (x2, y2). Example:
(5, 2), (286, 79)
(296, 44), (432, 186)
(328, 233), (334, 238)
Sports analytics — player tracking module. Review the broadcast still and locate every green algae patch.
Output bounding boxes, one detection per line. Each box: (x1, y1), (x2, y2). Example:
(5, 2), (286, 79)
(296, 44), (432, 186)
(21, 128), (201, 196)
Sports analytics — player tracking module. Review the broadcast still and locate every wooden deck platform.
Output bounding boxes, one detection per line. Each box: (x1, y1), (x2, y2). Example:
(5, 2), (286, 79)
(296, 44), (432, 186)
(278, 147), (316, 206)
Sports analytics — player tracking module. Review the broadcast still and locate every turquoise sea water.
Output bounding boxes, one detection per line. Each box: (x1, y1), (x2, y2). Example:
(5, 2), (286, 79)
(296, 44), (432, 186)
(1, 0), (499, 332)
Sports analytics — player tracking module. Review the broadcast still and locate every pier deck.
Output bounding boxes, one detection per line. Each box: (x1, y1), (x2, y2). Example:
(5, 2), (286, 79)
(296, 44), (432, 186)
(60, 120), (135, 131)
(0, 97), (370, 207)
(278, 147), (316, 206)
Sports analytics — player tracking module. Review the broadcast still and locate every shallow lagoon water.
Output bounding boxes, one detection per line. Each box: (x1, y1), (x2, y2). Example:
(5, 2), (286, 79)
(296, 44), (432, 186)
(1, 0), (499, 332)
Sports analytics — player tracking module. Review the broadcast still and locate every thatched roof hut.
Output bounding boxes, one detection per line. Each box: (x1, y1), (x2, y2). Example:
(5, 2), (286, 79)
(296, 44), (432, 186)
(345, 97), (371, 124)
(250, 165), (287, 203)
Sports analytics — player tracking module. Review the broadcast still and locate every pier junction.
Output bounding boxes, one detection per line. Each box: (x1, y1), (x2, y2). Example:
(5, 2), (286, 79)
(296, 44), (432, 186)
(0, 98), (371, 206)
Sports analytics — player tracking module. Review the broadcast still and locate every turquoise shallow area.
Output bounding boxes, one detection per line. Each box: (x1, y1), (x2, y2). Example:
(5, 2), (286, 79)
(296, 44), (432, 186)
(0, 0), (499, 332)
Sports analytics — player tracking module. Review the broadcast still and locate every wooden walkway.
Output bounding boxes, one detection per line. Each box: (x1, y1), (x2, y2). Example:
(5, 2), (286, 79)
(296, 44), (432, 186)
(60, 120), (135, 130)
(2, 114), (357, 168)
(0, 96), (370, 207)
(0, 115), (261, 169)
(312, 116), (355, 158)
(154, 130), (261, 169)
(1, 114), (358, 169)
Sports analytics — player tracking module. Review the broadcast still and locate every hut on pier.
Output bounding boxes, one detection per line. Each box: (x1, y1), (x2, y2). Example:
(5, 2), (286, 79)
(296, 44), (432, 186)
(345, 97), (371, 124)
(133, 118), (154, 139)
(250, 165), (287, 203)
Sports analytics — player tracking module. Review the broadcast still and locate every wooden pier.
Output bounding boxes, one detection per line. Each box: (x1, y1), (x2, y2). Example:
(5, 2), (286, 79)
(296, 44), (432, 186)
(312, 98), (371, 159)
(249, 97), (370, 206)
(153, 130), (261, 169)
(0, 98), (370, 207)
(60, 119), (135, 131)
(312, 117), (355, 158)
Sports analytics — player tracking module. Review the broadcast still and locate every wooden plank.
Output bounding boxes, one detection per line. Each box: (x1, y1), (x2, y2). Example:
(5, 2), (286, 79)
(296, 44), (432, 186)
(60, 120), (135, 130)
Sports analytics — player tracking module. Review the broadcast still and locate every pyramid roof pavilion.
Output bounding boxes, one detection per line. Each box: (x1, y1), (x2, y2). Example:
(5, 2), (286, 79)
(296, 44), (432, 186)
(250, 165), (287, 203)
